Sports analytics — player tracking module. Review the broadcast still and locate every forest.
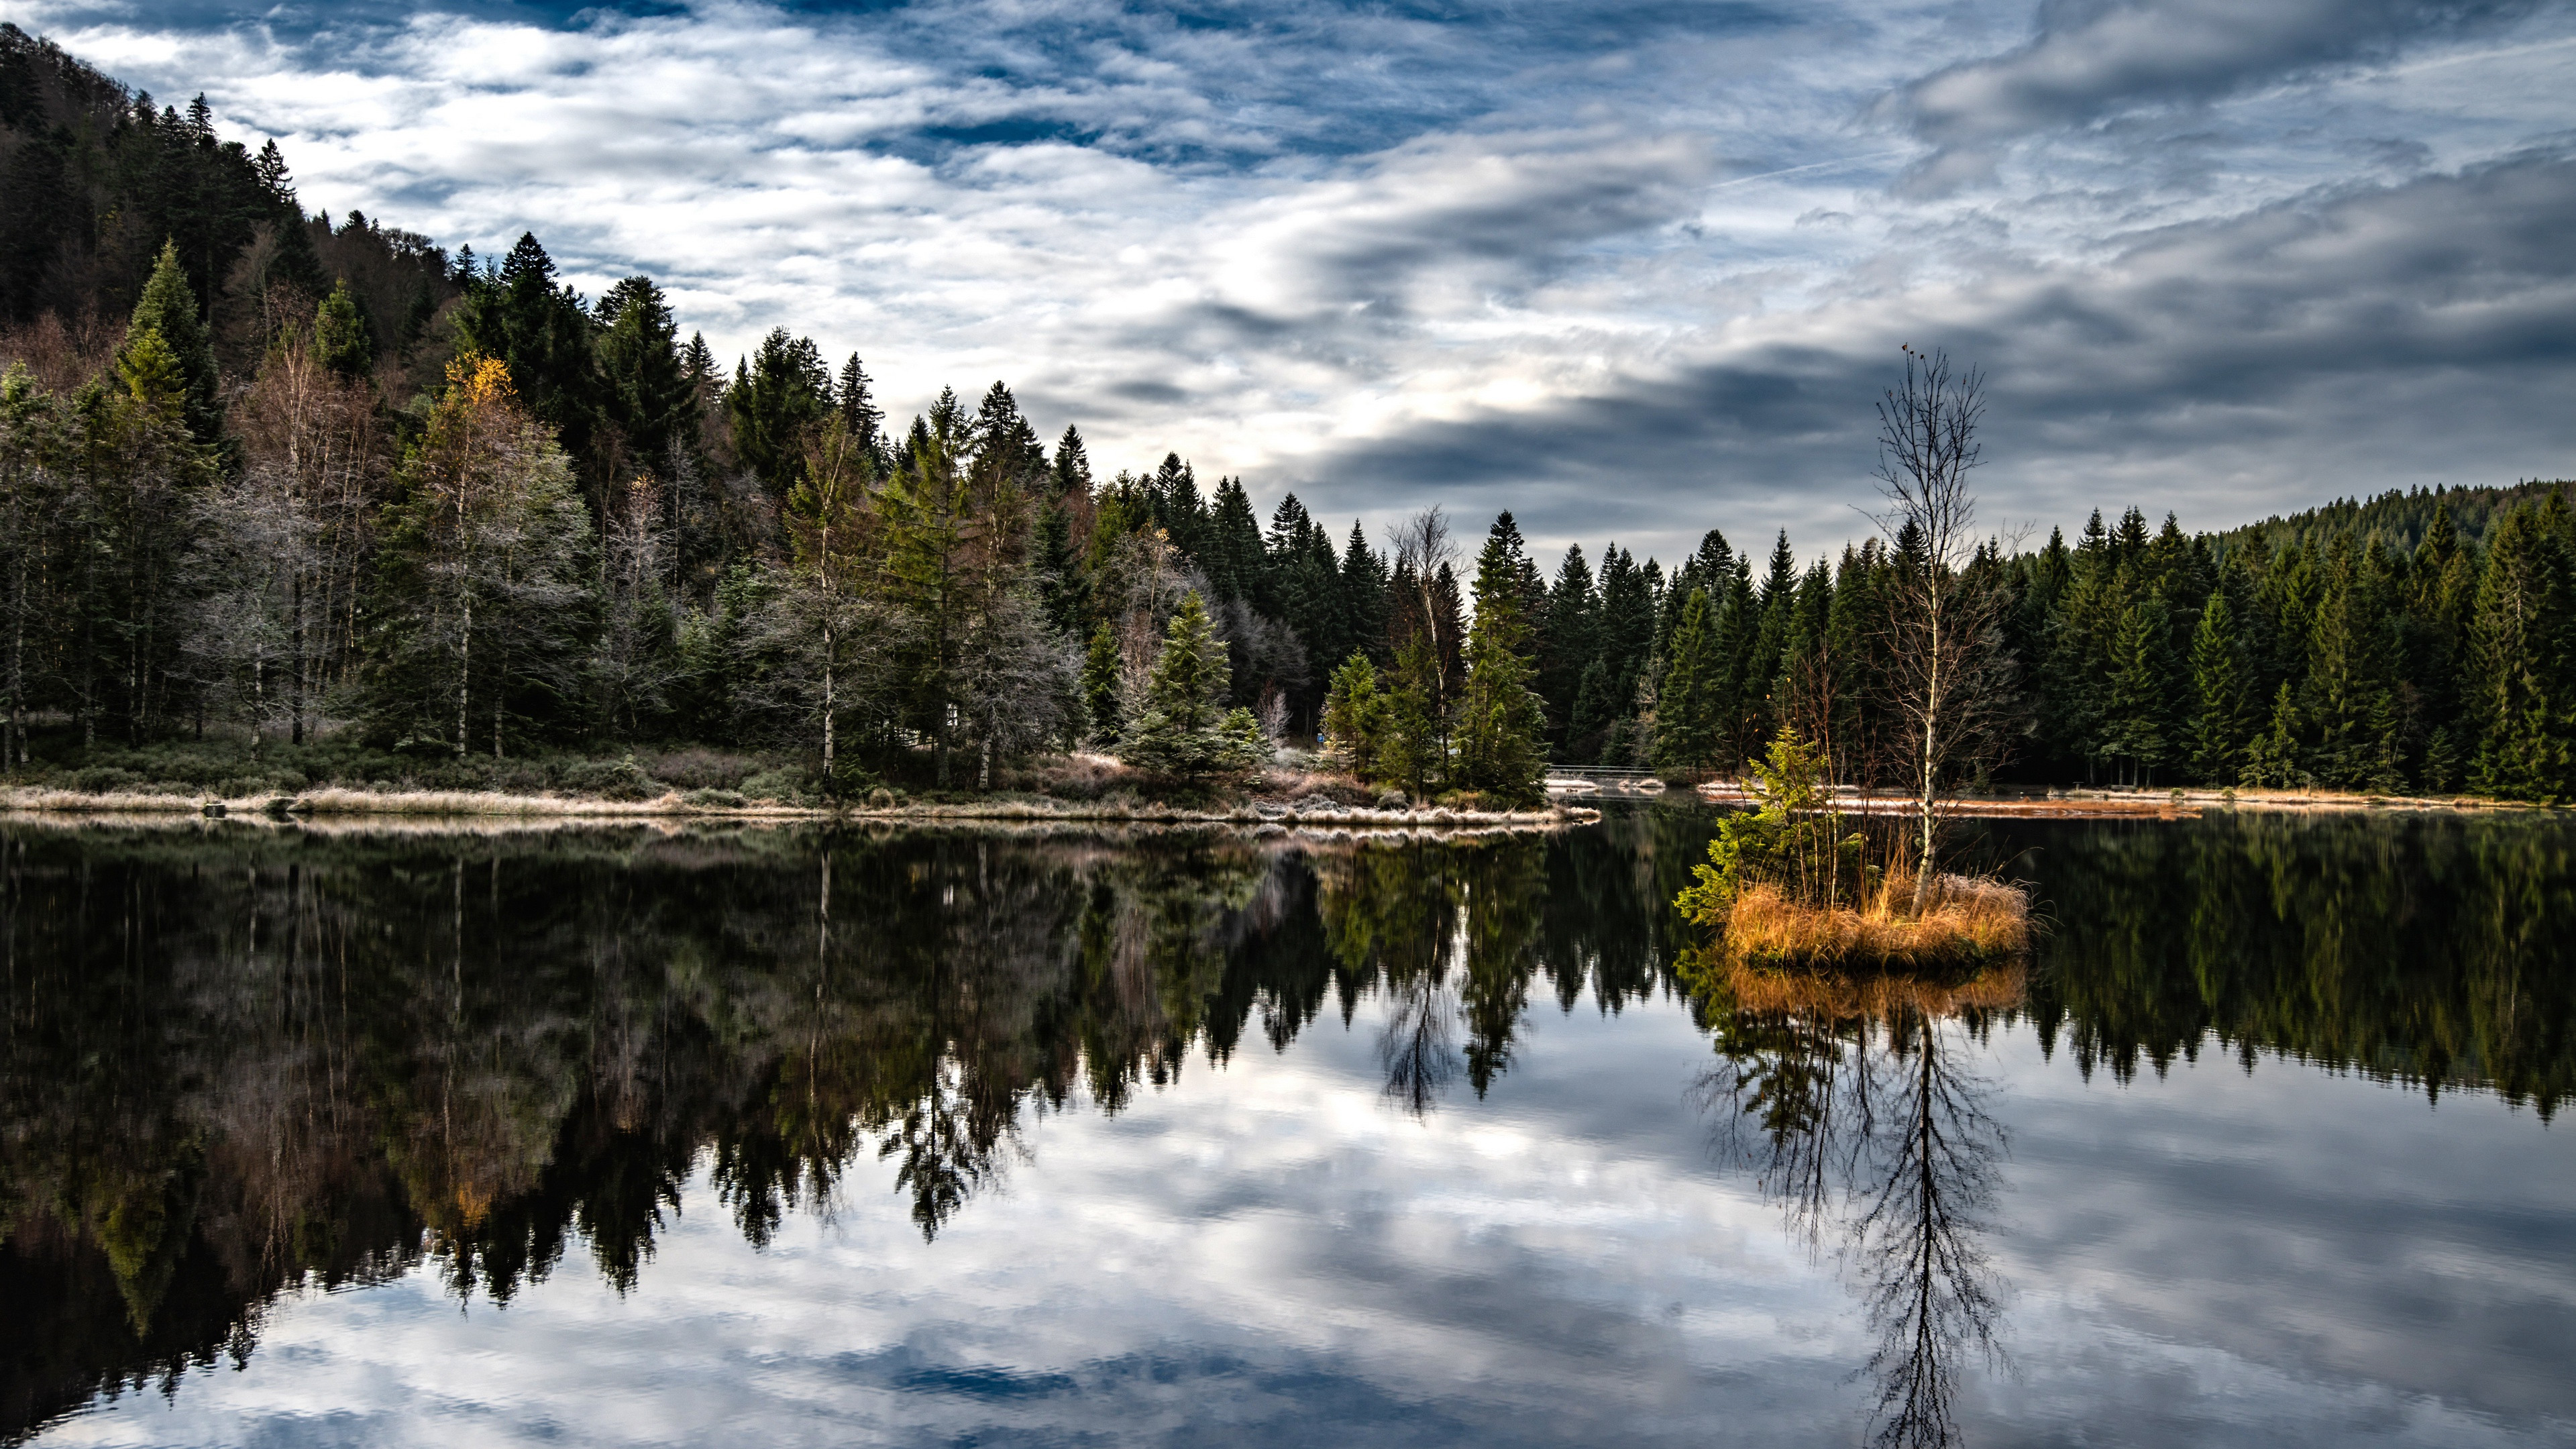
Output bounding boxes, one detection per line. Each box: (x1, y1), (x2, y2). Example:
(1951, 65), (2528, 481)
(5, 23), (2575, 805)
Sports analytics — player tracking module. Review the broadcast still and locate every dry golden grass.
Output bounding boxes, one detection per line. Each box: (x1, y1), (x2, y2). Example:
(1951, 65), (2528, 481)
(1720, 872), (2030, 973)
(1714, 950), (2027, 1020)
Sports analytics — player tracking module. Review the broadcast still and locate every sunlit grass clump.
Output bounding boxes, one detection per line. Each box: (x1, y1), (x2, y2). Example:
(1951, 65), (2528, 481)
(1719, 872), (2029, 973)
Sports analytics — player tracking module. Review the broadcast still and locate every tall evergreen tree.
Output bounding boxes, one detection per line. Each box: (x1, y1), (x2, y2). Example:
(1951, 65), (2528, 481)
(1654, 588), (1723, 773)
(2188, 590), (2253, 784)
(120, 239), (223, 450)
(727, 328), (831, 496)
(1454, 513), (1548, 803)
(2467, 502), (2574, 800)
(594, 276), (694, 477)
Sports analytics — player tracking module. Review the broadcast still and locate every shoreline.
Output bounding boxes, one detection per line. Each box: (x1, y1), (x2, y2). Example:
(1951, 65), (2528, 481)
(1688, 781), (2558, 817)
(0, 784), (1598, 833)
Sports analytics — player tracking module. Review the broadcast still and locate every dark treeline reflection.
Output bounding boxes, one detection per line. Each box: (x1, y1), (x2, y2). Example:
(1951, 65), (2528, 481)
(5, 809), (2574, 1442)
(2003, 812), (2576, 1115)
(0, 814), (1705, 1438)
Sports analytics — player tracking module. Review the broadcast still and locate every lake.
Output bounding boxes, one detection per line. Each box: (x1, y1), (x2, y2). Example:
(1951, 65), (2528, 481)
(2, 807), (2569, 1448)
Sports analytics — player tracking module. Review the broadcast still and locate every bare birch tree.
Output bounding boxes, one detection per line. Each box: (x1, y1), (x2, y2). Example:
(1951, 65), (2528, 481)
(1874, 347), (2017, 909)
(193, 335), (387, 745)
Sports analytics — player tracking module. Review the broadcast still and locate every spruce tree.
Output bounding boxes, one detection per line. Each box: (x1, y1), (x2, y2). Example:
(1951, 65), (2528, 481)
(1205, 476), (1263, 602)
(1120, 591), (1262, 777)
(594, 276), (693, 468)
(1080, 621), (1122, 746)
(121, 240), (223, 449)
(1654, 588), (1723, 773)
(1340, 521), (1391, 665)
(1454, 514), (1548, 803)
(1537, 545), (1596, 744)
(2188, 590), (2253, 783)
(2101, 598), (2173, 782)
(2467, 503), (2573, 800)
(724, 327), (830, 495)
(313, 279), (373, 377)
(1322, 651), (1386, 782)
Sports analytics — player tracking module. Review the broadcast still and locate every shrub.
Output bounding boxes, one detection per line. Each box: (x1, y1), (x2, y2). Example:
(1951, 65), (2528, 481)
(559, 755), (663, 802)
(738, 767), (812, 804)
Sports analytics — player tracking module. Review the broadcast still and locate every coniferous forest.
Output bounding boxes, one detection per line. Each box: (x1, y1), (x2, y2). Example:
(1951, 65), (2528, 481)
(5, 24), (2575, 806)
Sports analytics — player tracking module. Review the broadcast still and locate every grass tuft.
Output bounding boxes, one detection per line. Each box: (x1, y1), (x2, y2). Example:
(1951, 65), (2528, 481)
(1719, 872), (2030, 972)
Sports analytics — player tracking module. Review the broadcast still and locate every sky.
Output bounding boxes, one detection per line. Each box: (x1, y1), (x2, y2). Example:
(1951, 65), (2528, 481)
(5, 0), (2574, 564)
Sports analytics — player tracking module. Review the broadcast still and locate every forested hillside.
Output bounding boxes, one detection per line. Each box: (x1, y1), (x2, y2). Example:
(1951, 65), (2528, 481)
(2, 28), (2573, 805)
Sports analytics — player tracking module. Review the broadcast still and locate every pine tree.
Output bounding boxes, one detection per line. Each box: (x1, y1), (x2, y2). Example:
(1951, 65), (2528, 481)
(1322, 651), (1387, 782)
(121, 240), (223, 449)
(1654, 588), (1722, 773)
(1120, 591), (1263, 777)
(1080, 621), (1122, 745)
(2467, 503), (2573, 800)
(312, 279), (372, 377)
(2188, 589), (2252, 783)
(1454, 513), (1548, 803)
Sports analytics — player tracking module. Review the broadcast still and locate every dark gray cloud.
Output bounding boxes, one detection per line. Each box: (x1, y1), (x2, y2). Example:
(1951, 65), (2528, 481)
(1281, 147), (2576, 563)
(1880, 0), (2542, 158)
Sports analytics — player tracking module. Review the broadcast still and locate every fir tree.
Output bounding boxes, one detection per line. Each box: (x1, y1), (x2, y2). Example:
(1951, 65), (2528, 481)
(725, 327), (830, 495)
(1322, 651), (1387, 782)
(2188, 589), (2252, 783)
(2468, 502), (2573, 800)
(1454, 513), (1548, 803)
(121, 240), (223, 449)
(1120, 591), (1263, 777)
(594, 276), (693, 471)
(1080, 621), (1122, 745)
(312, 279), (372, 377)
(1654, 588), (1723, 773)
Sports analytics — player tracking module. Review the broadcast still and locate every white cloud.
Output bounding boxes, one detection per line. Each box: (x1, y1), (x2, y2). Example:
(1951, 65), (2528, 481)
(3, 0), (2571, 565)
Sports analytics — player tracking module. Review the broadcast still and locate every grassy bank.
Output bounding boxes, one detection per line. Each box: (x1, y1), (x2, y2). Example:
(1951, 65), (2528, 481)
(0, 739), (1586, 828)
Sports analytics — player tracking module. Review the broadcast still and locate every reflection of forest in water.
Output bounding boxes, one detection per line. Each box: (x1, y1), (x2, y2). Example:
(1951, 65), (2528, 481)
(3, 809), (2572, 1442)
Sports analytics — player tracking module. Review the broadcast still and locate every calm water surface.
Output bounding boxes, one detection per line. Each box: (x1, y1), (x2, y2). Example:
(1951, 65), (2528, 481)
(1, 808), (2569, 1448)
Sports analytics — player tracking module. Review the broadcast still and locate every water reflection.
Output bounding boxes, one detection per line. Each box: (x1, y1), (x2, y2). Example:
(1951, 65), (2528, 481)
(1, 808), (2571, 1444)
(1696, 960), (2020, 1449)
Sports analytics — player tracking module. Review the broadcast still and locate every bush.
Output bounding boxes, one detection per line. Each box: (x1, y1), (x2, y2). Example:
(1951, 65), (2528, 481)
(682, 788), (747, 809)
(558, 755), (663, 802)
(642, 748), (760, 790)
(738, 767), (812, 805)
(72, 766), (142, 794)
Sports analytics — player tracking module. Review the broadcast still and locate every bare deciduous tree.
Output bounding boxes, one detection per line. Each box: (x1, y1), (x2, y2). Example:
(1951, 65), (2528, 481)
(1874, 346), (2018, 909)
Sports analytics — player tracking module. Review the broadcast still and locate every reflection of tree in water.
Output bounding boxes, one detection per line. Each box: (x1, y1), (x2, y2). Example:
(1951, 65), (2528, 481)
(0, 818), (1682, 1438)
(11, 808), (2569, 1440)
(1697, 963), (2017, 1449)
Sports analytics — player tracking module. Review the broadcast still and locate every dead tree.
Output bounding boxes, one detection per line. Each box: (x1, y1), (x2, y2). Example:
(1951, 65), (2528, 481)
(1874, 346), (2016, 910)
